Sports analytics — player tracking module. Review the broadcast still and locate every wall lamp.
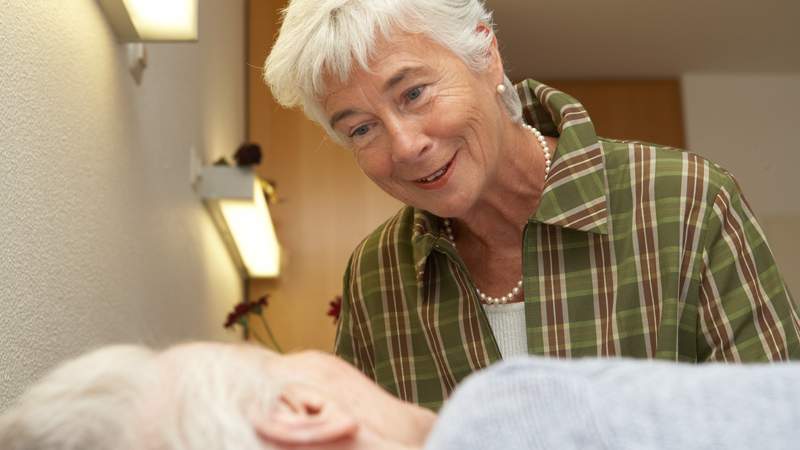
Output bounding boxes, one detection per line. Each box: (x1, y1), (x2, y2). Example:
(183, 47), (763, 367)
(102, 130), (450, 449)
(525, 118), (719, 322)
(197, 166), (281, 279)
(98, 0), (199, 42)
(98, 0), (198, 82)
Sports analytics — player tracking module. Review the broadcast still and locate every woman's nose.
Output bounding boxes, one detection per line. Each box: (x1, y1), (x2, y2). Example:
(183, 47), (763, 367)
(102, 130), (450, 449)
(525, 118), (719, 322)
(387, 118), (432, 163)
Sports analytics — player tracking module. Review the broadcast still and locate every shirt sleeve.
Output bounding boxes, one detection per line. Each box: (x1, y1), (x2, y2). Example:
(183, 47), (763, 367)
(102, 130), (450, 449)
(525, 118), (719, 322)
(697, 173), (800, 361)
(334, 260), (356, 361)
(333, 257), (376, 380)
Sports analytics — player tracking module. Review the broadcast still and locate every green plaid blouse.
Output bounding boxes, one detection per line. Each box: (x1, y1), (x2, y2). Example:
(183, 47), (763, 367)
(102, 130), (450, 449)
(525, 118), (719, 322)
(334, 79), (800, 410)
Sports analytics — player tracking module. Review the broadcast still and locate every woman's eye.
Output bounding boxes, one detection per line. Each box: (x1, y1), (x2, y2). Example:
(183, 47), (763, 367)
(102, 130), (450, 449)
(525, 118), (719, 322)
(350, 124), (371, 138)
(405, 86), (424, 102)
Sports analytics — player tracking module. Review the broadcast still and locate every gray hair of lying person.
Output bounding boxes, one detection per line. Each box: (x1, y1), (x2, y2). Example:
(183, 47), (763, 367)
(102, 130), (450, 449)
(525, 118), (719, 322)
(0, 345), (280, 450)
(264, 0), (523, 145)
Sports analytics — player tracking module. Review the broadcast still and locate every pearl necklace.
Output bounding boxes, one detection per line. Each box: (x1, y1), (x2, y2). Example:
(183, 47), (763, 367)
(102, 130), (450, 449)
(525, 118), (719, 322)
(443, 123), (552, 305)
(523, 123), (552, 178)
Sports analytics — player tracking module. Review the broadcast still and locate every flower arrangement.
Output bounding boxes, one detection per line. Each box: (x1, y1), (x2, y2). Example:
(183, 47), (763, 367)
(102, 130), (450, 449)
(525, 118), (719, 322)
(224, 295), (283, 353)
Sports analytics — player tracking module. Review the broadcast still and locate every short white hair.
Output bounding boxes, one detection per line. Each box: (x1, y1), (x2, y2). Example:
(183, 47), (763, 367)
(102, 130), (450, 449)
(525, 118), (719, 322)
(0, 345), (157, 450)
(0, 344), (282, 450)
(264, 0), (522, 144)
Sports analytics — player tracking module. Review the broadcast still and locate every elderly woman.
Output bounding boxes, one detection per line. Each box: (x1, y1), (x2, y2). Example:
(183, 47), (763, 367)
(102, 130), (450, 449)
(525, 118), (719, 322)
(264, 0), (800, 409)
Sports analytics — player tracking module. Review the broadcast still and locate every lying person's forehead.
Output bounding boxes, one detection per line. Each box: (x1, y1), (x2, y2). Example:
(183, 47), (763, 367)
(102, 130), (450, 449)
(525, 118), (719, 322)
(165, 341), (275, 355)
(155, 343), (351, 382)
(155, 342), (279, 370)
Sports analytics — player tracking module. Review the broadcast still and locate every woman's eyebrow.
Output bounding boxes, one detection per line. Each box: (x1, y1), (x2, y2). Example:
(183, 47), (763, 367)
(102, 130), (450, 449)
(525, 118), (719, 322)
(330, 109), (357, 129)
(383, 66), (426, 92)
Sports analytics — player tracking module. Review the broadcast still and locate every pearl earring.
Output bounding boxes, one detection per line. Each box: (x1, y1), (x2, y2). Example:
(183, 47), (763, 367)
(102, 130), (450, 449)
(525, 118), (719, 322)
(496, 83), (507, 94)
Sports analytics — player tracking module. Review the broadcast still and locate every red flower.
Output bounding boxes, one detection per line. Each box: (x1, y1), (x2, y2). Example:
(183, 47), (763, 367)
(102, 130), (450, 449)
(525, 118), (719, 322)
(234, 143), (262, 167)
(224, 295), (271, 329)
(224, 312), (237, 328)
(251, 295), (269, 314)
(327, 295), (342, 323)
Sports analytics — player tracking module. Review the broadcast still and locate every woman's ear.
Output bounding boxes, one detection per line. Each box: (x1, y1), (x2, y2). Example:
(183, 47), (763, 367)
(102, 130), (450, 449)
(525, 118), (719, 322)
(476, 21), (493, 38)
(475, 22), (504, 82)
(251, 383), (359, 446)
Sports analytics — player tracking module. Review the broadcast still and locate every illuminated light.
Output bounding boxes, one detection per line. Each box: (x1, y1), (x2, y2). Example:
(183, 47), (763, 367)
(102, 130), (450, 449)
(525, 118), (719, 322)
(219, 183), (281, 278)
(124, 0), (198, 41)
(98, 0), (198, 42)
(198, 166), (281, 279)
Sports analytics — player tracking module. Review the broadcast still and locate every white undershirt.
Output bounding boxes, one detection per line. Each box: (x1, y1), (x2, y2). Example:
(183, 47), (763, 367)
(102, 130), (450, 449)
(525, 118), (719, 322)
(482, 302), (528, 359)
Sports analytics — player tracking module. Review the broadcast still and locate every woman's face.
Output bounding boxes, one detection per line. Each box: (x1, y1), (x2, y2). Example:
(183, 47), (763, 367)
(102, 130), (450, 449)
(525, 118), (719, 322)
(322, 31), (507, 218)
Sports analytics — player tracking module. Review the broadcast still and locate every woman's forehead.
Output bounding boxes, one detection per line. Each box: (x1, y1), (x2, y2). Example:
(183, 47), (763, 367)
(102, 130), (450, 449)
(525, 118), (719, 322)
(322, 32), (446, 94)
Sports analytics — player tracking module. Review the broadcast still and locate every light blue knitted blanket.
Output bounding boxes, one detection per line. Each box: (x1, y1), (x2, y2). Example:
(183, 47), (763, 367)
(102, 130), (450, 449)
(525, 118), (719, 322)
(425, 357), (800, 450)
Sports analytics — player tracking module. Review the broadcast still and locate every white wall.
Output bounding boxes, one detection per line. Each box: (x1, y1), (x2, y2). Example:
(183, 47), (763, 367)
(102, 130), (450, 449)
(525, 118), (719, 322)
(682, 74), (800, 295)
(0, 0), (246, 409)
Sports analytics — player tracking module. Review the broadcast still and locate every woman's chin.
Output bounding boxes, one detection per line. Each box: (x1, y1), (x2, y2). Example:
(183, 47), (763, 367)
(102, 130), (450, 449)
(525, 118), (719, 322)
(421, 198), (473, 220)
(392, 180), (476, 218)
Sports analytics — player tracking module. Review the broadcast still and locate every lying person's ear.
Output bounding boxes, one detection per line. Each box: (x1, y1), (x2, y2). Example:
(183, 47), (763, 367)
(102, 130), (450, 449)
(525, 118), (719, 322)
(252, 383), (358, 446)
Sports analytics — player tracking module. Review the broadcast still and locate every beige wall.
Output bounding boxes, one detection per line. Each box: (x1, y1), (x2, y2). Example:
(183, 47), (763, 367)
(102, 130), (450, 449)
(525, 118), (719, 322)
(0, 0), (246, 409)
(682, 74), (800, 296)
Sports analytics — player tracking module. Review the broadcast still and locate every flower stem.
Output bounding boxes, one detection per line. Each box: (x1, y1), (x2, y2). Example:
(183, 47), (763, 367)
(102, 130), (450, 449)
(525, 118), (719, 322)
(249, 329), (271, 348)
(257, 314), (284, 353)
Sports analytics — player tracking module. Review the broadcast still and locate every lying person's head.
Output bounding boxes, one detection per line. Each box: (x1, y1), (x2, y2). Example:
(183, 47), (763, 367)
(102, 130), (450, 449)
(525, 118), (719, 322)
(0, 342), (435, 450)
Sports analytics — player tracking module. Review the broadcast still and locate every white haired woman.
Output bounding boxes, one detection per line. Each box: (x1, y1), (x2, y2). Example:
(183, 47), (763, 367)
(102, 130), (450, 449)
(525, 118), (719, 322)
(264, 0), (800, 409)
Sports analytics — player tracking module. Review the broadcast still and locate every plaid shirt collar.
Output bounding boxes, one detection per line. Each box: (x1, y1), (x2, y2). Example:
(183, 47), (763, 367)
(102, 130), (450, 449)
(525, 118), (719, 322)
(411, 79), (610, 271)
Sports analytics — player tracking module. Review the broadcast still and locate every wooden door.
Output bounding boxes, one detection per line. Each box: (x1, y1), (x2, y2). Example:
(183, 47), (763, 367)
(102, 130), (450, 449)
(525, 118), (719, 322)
(543, 80), (685, 148)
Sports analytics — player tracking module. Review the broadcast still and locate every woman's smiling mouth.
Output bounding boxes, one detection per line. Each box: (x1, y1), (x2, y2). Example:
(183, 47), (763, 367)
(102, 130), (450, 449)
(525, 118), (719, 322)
(414, 153), (457, 189)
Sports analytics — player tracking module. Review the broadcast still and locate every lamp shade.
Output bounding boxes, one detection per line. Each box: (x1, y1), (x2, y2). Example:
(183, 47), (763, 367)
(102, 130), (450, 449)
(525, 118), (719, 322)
(98, 0), (198, 42)
(198, 166), (280, 278)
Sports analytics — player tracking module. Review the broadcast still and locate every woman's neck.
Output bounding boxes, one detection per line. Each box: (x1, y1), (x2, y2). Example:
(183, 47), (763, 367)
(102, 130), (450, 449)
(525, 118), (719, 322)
(454, 122), (554, 250)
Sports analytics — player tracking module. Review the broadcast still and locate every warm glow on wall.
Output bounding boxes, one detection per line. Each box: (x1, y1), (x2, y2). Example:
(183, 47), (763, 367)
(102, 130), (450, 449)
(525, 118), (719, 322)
(98, 0), (198, 42)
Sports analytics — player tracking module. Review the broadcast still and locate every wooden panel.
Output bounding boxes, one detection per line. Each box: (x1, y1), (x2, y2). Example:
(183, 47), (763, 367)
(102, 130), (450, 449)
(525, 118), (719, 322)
(247, 0), (402, 352)
(543, 80), (686, 149)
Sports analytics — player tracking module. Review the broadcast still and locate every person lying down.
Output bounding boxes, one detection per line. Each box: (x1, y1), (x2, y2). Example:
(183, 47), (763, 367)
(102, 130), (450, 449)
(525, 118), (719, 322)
(0, 342), (798, 450)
